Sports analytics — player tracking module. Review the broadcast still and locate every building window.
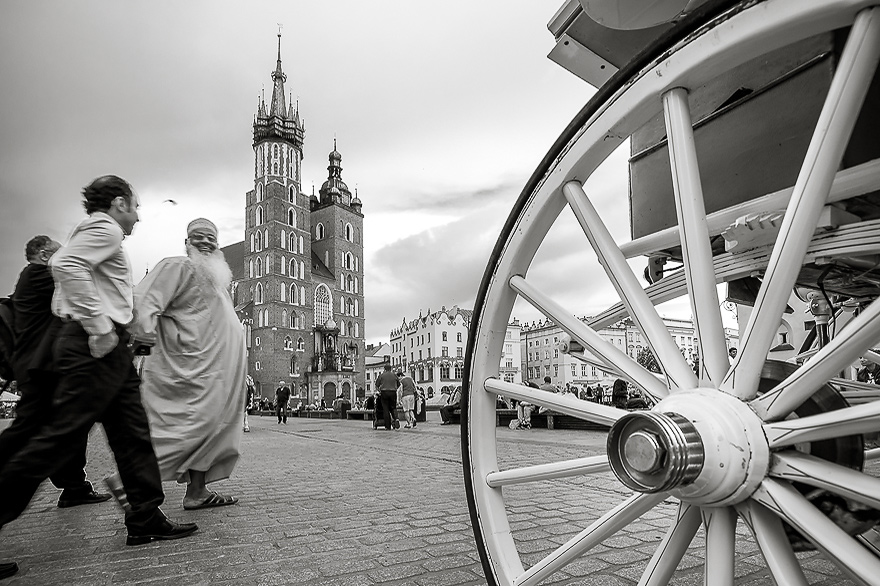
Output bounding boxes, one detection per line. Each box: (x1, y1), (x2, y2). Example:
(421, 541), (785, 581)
(314, 284), (332, 328)
(457, 332), (462, 342)
(297, 337), (305, 351)
(288, 208), (295, 228)
(440, 365), (450, 379)
(455, 365), (463, 379)
(442, 346), (448, 357)
(284, 336), (292, 350)
(257, 183), (263, 201)
(255, 283), (263, 304)
(248, 259), (253, 278)
(442, 331), (448, 341)
(290, 284), (298, 305)
(255, 361), (261, 370)
(456, 348), (463, 358)
(255, 336), (261, 346)
(316, 223), (325, 239)
(280, 284), (286, 302)
(289, 186), (295, 202)
(345, 223), (353, 242)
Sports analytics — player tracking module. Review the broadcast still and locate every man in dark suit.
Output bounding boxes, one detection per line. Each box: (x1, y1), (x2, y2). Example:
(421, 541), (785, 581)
(0, 235), (110, 508)
(275, 380), (291, 424)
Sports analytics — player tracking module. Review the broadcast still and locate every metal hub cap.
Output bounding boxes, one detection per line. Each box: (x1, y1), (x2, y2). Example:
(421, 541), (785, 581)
(608, 411), (704, 493)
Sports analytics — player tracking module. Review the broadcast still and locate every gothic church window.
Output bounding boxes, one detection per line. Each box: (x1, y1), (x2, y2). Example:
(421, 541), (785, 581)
(314, 284), (332, 328)
(284, 336), (292, 350)
(297, 337), (305, 351)
(290, 356), (297, 375)
(288, 208), (295, 228)
(257, 205), (263, 225)
(290, 284), (298, 304)
(255, 283), (263, 304)
(316, 223), (325, 240)
(280, 256), (286, 275)
(300, 286), (305, 304)
(298, 236), (304, 254)
(273, 163), (278, 175)
(289, 233), (296, 251)
(248, 260), (253, 278)
(280, 283), (286, 302)
(289, 259), (297, 279)
(281, 230), (286, 250)
(255, 257), (263, 278)
(354, 323), (359, 337)
(289, 186), (295, 202)
(345, 223), (353, 242)
(257, 183), (263, 202)
(264, 229), (269, 248)
(250, 233), (255, 252)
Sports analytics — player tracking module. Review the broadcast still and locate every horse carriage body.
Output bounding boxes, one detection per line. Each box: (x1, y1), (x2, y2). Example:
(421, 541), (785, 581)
(463, 1), (880, 584)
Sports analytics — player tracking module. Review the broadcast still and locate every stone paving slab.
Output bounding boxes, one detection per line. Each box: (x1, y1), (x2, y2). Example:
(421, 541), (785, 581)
(0, 414), (856, 585)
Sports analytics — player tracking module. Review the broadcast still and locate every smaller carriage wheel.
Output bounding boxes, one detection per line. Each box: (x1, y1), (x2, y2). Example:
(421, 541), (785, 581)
(463, 1), (880, 584)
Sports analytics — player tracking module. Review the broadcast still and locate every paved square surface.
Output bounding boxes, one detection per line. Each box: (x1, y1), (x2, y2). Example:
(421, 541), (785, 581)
(0, 413), (855, 585)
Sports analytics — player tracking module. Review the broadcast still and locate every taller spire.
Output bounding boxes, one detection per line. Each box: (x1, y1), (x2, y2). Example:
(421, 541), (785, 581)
(269, 32), (287, 118)
(253, 31), (304, 149)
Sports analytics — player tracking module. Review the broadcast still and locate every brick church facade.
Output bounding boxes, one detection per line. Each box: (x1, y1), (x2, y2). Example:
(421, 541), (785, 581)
(223, 35), (366, 405)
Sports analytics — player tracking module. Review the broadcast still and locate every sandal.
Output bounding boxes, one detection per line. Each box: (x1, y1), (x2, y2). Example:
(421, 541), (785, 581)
(183, 491), (239, 510)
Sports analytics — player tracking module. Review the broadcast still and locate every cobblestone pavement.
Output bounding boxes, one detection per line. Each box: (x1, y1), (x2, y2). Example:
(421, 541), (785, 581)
(0, 413), (855, 585)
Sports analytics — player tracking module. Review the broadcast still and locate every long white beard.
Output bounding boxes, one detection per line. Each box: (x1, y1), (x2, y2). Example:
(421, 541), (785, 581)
(186, 244), (233, 293)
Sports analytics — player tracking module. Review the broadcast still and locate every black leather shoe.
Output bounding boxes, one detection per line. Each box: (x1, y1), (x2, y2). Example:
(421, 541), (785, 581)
(57, 489), (113, 508)
(0, 562), (18, 580)
(126, 518), (198, 546)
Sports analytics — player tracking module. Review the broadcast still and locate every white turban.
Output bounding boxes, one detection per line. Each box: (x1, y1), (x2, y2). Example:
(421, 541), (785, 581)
(187, 218), (217, 237)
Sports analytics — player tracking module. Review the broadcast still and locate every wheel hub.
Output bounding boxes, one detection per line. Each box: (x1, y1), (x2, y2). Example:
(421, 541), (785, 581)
(608, 412), (703, 492)
(607, 389), (770, 507)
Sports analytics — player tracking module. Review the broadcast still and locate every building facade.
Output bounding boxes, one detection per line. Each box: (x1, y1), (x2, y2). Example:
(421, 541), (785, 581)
(520, 316), (739, 389)
(389, 306), (522, 400)
(225, 35), (366, 406)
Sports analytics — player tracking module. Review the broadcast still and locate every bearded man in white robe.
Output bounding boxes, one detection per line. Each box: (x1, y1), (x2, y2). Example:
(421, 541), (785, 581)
(132, 218), (246, 510)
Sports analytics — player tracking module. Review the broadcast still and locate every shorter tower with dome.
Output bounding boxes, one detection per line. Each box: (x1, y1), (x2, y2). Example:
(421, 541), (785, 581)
(222, 34), (366, 406)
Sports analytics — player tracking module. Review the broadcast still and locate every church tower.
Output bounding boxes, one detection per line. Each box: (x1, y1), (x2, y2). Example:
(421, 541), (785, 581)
(309, 142), (366, 404)
(236, 34), (366, 405)
(242, 33), (314, 398)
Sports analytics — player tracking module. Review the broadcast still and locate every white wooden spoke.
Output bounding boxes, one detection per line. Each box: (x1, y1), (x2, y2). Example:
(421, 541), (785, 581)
(516, 493), (667, 586)
(752, 479), (880, 586)
(736, 501), (809, 586)
(486, 455), (610, 488)
(562, 180), (698, 392)
(769, 451), (880, 510)
(722, 7), (880, 401)
(752, 295), (880, 421)
(619, 158), (880, 259)
(637, 503), (701, 586)
(763, 399), (880, 448)
(484, 378), (626, 427)
(663, 87), (729, 386)
(701, 507), (736, 586)
(509, 275), (671, 400)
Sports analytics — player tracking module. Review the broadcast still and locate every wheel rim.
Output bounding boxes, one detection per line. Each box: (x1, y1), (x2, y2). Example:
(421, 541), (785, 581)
(463, 1), (880, 585)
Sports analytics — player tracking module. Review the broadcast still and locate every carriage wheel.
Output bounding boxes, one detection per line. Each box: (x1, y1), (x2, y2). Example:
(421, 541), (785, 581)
(463, 1), (880, 585)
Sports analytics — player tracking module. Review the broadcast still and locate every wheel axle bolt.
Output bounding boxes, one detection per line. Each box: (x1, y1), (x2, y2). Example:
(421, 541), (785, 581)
(624, 430), (665, 473)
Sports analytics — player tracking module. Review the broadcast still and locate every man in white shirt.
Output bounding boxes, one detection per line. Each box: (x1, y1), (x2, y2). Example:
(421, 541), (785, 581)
(0, 176), (197, 580)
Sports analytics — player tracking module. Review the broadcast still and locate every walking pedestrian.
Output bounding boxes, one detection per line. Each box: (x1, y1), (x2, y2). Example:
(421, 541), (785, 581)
(0, 236), (111, 510)
(244, 376), (255, 432)
(128, 218), (246, 510)
(398, 370), (418, 428)
(0, 176), (197, 580)
(375, 365), (400, 430)
(275, 381), (291, 423)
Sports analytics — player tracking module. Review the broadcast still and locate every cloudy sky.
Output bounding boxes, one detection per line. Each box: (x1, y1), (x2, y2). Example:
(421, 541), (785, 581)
(1, 1), (715, 343)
